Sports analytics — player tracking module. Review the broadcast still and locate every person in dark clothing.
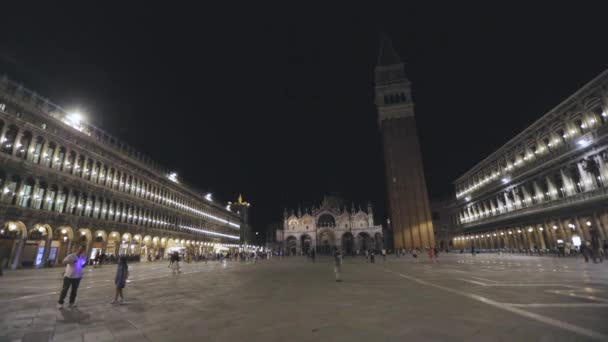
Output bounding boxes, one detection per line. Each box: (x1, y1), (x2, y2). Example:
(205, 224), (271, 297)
(310, 249), (316, 263)
(333, 249), (342, 282)
(112, 256), (129, 304)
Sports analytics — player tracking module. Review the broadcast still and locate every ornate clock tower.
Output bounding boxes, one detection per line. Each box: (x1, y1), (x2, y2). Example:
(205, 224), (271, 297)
(374, 35), (435, 249)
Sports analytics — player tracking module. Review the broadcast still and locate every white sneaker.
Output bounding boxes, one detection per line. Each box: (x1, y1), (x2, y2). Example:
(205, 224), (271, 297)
(111, 300), (118, 304)
(57, 303), (63, 310)
(68, 303), (77, 309)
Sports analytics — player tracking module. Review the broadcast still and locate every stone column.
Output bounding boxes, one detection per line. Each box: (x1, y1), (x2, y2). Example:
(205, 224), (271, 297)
(560, 169), (576, 196)
(11, 235), (26, 270)
(41, 234), (53, 267)
(536, 229), (547, 250)
(575, 217), (591, 242)
(594, 212), (608, 241)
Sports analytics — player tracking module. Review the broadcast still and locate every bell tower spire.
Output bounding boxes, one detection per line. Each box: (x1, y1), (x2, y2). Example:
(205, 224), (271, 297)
(374, 34), (435, 250)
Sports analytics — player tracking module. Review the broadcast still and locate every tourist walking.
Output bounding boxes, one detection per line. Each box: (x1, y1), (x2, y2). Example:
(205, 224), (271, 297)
(112, 256), (129, 304)
(382, 248), (386, 261)
(412, 248), (418, 263)
(333, 248), (343, 282)
(311, 249), (316, 263)
(57, 245), (87, 309)
(171, 252), (181, 275)
(581, 242), (590, 263)
(428, 247), (436, 263)
(471, 245), (476, 256)
(370, 251), (375, 263)
(93, 251), (101, 268)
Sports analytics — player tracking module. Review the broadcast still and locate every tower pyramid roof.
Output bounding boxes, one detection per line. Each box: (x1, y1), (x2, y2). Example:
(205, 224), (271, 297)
(377, 34), (402, 66)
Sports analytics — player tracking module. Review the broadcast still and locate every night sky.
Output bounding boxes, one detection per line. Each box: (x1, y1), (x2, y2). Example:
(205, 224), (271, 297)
(2, 3), (608, 235)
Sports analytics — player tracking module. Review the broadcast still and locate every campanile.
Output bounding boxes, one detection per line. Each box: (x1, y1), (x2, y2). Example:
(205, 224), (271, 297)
(374, 35), (435, 249)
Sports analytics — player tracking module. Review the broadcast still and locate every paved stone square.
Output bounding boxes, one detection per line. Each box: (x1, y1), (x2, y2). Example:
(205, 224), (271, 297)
(1, 253), (607, 341)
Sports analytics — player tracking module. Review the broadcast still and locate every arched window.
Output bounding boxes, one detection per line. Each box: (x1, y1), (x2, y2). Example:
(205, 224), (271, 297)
(558, 129), (566, 143)
(75, 156), (85, 177)
(107, 168), (115, 187)
(64, 151), (76, 173)
(55, 188), (67, 213)
(54, 147), (66, 170)
(42, 142), (55, 167)
(15, 131), (32, 159)
(1, 125), (19, 154)
(19, 178), (35, 208)
(98, 165), (107, 184)
(32, 181), (47, 209)
(43, 185), (58, 211)
(84, 159), (94, 180)
(30, 136), (44, 163)
(67, 191), (78, 215)
(91, 162), (101, 183)
(317, 214), (336, 227)
(575, 119), (583, 134)
(2, 175), (20, 204)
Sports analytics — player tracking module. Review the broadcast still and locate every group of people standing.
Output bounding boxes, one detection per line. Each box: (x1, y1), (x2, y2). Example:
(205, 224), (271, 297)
(57, 245), (130, 310)
(394, 247), (439, 263)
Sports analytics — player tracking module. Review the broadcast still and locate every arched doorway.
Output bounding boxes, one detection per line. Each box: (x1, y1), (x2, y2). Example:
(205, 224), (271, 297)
(374, 233), (383, 250)
(300, 234), (312, 254)
(286, 236), (297, 256)
(54, 226), (74, 265)
(22, 224), (52, 268)
(317, 214), (336, 228)
(1, 221), (27, 269)
(357, 232), (372, 252)
(342, 233), (354, 255)
(318, 230), (335, 255)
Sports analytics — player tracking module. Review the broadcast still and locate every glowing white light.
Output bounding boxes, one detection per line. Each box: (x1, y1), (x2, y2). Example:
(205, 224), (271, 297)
(38, 226), (45, 233)
(502, 178), (510, 184)
(577, 139), (589, 147)
(61, 229), (67, 234)
(552, 225), (558, 230)
(586, 221), (592, 226)
(464, 196), (471, 202)
(167, 172), (179, 183)
(528, 227), (533, 232)
(179, 225), (239, 240)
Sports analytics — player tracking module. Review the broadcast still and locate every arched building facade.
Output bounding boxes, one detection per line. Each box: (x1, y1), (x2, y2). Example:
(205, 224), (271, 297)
(276, 195), (383, 255)
(0, 76), (242, 269)
(451, 70), (608, 253)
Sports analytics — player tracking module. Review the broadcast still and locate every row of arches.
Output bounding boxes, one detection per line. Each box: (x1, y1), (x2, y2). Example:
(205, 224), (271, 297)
(284, 231), (383, 256)
(457, 103), (607, 199)
(0, 117), (235, 229)
(0, 169), (233, 240)
(0, 221), (227, 270)
(453, 212), (607, 253)
(461, 152), (608, 225)
(0, 84), (167, 175)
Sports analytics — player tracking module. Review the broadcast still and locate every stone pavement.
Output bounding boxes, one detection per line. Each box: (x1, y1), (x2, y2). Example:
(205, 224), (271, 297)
(1, 253), (607, 341)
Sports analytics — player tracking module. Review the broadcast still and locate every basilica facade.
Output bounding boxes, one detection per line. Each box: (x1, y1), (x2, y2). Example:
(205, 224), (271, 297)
(276, 195), (383, 255)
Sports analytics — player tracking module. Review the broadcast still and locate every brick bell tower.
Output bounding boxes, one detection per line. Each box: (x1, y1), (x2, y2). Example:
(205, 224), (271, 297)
(374, 34), (435, 250)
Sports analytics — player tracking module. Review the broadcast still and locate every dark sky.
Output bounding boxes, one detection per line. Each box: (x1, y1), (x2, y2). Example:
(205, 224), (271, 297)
(2, 3), (608, 234)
